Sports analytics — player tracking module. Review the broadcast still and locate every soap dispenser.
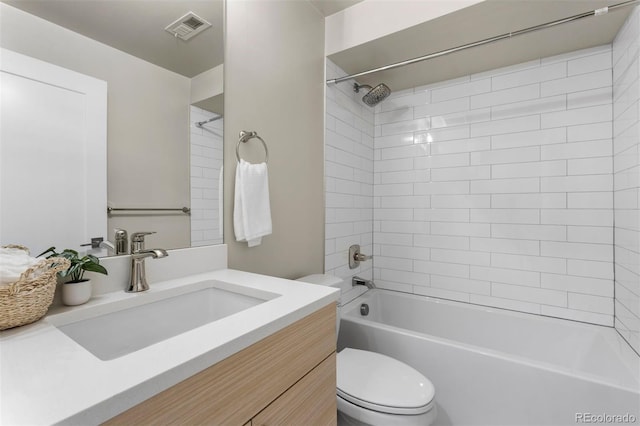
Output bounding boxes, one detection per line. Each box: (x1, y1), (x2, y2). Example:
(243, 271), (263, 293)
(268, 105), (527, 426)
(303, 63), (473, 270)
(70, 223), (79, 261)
(114, 229), (128, 255)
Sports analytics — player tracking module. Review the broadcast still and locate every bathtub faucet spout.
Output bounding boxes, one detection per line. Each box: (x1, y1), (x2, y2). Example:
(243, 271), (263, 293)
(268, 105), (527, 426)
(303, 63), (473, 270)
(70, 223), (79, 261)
(352, 276), (376, 289)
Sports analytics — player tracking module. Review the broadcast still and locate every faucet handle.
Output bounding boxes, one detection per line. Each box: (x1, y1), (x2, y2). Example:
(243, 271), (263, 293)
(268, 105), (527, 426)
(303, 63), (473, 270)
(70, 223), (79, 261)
(131, 232), (156, 253)
(131, 231), (155, 242)
(354, 252), (373, 262)
(349, 244), (373, 269)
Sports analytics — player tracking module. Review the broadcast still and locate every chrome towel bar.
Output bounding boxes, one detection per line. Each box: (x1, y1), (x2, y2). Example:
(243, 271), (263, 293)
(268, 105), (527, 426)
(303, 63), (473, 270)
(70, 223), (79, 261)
(107, 207), (191, 214)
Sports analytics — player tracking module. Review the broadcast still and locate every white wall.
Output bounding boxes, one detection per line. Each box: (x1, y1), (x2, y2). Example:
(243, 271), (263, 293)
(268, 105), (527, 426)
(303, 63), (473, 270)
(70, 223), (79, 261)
(613, 8), (640, 354)
(191, 65), (224, 106)
(325, 60), (374, 280)
(224, 0), (325, 278)
(190, 107), (223, 247)
(348, 46), (614, 326)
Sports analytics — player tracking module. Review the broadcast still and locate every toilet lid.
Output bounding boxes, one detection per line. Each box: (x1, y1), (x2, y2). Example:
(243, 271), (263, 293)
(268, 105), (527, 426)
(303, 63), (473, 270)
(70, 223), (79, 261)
(337, 348), (435, 415)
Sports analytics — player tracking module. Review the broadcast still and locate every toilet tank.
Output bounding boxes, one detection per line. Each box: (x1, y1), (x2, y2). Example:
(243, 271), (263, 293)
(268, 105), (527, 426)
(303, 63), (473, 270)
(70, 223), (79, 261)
(296, 274), (343, 336)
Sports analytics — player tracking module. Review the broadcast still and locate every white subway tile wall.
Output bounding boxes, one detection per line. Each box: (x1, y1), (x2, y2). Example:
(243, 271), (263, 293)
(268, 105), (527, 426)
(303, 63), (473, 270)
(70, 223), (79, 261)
(190, 106), (223, 247)
(325, 60), (374, 280)
(613, 8), (640, 354)
(371, 46), (615, 326)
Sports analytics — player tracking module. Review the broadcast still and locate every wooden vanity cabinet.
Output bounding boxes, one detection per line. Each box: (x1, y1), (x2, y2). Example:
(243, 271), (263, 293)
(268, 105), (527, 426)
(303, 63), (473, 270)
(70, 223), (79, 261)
(252, 352), (336, 426)
(104, 303), (337, 426)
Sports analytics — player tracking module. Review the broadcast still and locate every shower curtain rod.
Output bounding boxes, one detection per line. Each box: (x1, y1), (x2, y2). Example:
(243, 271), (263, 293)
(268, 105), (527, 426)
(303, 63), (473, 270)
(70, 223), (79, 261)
(196, 115), (223, 127)
(326, 0), (640, 85)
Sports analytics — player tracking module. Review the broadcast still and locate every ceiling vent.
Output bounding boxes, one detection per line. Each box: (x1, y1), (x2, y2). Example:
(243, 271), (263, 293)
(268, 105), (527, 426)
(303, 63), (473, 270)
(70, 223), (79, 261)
(165, 12), (212, 41)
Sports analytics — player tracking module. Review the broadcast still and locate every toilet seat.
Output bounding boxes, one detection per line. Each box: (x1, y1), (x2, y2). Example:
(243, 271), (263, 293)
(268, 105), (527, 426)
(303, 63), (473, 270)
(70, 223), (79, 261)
(337, 348), (435, 416)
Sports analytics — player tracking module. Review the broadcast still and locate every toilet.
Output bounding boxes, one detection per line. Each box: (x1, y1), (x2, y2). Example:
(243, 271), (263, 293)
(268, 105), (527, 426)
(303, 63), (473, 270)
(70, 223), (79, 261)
(297, 274), (437, 426)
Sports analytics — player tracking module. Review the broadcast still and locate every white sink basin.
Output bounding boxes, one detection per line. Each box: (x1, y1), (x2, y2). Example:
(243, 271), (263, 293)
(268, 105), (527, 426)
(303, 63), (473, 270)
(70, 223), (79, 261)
(48, 281), (277, 360)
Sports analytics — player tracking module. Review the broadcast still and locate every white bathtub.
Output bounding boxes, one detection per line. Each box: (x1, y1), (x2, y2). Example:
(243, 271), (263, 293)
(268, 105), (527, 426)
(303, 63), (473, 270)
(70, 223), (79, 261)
(338, 289), (640, 426)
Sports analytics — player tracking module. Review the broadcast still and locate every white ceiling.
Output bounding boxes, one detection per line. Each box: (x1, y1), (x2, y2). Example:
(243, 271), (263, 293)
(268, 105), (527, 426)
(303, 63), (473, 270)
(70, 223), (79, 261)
(2, 0), (224, 78)
(329, 0), (633, 92)
(2, 0), (357, 79)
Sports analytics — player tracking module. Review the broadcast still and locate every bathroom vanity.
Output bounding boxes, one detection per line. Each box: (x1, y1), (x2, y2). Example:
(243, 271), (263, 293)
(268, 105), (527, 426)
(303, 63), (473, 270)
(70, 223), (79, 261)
(0, 245), (339, 425)
(105, 304), (336, 425)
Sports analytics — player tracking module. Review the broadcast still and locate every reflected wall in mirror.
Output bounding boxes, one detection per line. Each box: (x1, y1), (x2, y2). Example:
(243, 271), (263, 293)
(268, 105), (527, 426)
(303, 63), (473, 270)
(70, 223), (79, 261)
(0, 0), (224, 257)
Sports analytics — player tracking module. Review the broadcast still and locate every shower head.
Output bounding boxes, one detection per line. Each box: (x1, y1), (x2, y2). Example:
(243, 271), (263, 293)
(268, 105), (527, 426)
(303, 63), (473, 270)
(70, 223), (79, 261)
(354, 82), (391, 107)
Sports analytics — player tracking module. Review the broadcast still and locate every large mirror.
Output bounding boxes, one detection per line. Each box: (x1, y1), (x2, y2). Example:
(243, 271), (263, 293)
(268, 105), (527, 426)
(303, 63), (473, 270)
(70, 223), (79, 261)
(0, 0), (224, 256)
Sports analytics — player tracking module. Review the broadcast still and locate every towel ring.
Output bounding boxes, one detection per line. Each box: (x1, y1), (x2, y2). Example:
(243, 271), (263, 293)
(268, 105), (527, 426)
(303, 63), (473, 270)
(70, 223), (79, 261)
(236, 130), (268, 163)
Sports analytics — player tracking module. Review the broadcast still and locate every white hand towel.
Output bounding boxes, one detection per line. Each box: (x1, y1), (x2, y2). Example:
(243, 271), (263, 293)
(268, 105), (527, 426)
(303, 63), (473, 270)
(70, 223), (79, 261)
(234, 159), (272, 247)
(0, 247), (40, 285)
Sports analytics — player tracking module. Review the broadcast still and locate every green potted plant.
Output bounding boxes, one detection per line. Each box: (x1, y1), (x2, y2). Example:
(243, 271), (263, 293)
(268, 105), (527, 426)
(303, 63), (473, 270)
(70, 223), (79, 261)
(38, 247), (108, 306)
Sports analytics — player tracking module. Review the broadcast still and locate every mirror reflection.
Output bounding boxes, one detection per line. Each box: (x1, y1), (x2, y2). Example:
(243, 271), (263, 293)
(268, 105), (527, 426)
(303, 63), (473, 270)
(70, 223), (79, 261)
(0, 0), (224, 257)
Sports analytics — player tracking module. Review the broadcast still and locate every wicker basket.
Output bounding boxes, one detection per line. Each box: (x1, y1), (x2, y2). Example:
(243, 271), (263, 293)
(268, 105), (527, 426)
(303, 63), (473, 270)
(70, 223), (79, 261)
(0, 246), (70, 330)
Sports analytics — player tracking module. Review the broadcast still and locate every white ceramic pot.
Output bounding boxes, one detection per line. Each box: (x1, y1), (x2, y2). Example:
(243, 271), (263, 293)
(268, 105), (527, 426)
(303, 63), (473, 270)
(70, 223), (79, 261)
(61, 279), (92, 306)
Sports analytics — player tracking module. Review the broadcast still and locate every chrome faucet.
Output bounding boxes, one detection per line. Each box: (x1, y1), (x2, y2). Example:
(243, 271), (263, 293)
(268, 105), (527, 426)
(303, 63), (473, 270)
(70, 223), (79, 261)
(126, 232), (168, 293)
(352, 276), (376, 289)
(98, 239), (115, 252)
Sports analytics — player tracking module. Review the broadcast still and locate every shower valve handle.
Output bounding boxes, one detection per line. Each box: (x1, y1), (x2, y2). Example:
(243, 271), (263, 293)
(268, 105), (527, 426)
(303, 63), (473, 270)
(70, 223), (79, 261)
(354, 252), (372, 262)
(349, 244), (372, 269)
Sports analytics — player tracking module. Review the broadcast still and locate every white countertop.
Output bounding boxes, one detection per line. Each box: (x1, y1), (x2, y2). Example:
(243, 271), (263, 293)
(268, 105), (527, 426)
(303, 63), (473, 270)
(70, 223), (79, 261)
(0, 269), (339, 425)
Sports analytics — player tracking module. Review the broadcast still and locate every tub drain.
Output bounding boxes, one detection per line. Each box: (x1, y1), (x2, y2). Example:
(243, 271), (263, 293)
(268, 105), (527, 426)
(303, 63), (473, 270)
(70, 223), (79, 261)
(360, 303), (369, 316)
